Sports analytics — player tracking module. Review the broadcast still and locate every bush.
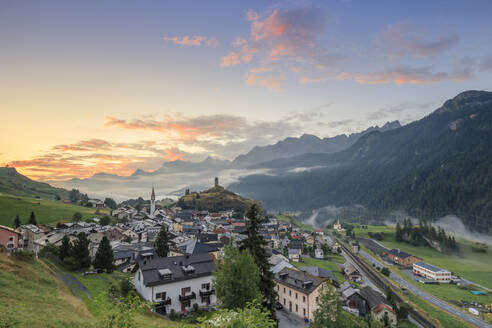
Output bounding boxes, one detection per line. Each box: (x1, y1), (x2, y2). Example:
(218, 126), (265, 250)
(12, 250), (34, 261)
(192, 303), (199, 313)
(119, 278), (133, 297)
(39, 243), (59, 258)
(169, 309), (178, 320)
(63, 256), (79, 270)
(381, 267), (390, 276)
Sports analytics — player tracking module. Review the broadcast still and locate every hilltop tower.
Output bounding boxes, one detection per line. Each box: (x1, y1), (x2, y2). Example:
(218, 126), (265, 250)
(214, 177), (219, 187)
(150, 185), (156, 217)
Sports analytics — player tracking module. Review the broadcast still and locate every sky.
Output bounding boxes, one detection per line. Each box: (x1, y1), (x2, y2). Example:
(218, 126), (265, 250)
(1, 0), (492, 181)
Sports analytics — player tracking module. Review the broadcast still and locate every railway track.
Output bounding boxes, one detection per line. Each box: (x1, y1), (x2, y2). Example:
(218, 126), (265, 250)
(336, 238), (437, 328)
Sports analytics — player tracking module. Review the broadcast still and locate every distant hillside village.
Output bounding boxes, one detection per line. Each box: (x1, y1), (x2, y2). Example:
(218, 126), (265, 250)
(0, 179), (444, 327)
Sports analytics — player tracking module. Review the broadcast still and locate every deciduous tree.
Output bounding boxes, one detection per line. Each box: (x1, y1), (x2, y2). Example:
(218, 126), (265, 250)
(214, 241), (262, 309)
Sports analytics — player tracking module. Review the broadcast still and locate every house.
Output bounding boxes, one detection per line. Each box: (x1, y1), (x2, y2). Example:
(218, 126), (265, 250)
(351, 242), (360, 254)
(269, 253), (295, 273)
(332, 241), (341, 253)
(88, 199), (105, 208)
(413, 262), (451, 283)
(333, 219), (344, 231)
(18, 224), (46, 251)
(0, 225), (21, 250)
(344, 263), (362, 282)
(288, 248), (301, 262)
(134, 253), (217, 315)
(384, 249), (421, 267)
(275, 267), (328, 321)
(298, 266), (334, 281)
(359, 287), (397, 327)
(314, 229), (324, 236)
(305, 235), (315, 246)
(314, 247), (324, 259)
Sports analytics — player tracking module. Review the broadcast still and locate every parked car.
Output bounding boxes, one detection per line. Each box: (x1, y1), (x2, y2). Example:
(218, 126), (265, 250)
(275, 301), (283, 310)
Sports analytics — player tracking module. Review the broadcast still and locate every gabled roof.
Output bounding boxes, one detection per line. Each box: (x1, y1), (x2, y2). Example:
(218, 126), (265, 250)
(359, 287), (390, 310)
(139, 253), (216, 287)
(299, 266), (334, 280)
(275, 267), (326, 295)
(387, 249), (415, 259)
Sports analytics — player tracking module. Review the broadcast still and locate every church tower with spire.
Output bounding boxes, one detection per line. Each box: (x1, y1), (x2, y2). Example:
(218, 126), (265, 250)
(150, 185), (156, 218)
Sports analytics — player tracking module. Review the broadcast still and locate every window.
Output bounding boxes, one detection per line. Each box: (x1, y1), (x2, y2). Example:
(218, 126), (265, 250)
(295, 292), (298, 299)
(289, 290), (291, 296)
(303, 295), (306, 303)
(181, 287), (191, 295)
(283, 287), (286, 293)
(138, 271), (140, 281)
(9, 236), (14, 241)
(295, 304), (298, 312)
(155, 292), (166, 300)
(316, 296), (319, 304)
(283, 298), (286, 305)
(201, 283), (210, 290)
(303, 308), (306, 316)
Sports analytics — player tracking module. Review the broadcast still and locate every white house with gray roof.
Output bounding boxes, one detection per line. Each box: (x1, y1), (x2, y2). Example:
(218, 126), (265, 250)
(134, 253), (217, 315)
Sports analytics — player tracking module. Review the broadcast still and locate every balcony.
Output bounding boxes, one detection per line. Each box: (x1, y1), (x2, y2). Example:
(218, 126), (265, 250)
(179, 292), (196, 302)
(159, 297), (171, 305)
(199, 289), (215, 297)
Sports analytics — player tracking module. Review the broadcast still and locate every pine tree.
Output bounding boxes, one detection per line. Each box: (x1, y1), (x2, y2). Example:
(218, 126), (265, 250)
(213, 241), (262, 309)
(395, 222), (403, 242)
(154, 226), (169, 257)
(28, 211), (37, 225)
(13, 215), (21, 229)
(59, 235), (72, 261)
(72, 232), (91, 269)
(93, 236), (114, 273)
(240, 204), (277, 318)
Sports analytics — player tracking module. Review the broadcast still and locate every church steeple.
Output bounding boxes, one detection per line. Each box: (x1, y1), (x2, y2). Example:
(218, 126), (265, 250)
(150, 185), (156, 218)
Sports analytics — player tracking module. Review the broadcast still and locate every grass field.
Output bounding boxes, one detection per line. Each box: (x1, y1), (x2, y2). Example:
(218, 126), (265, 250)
(406, 293), (474, 328)
(277, 213), (315, 232)
(352, 225), (492, 289)
(291, 256), (347, 283)
(0, 194), (109, 228)
(43, 258), (196, 328)
(0, 251), (94, 327)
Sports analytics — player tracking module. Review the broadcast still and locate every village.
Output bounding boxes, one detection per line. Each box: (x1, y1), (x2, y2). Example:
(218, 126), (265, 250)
(0, 179), (415, 328)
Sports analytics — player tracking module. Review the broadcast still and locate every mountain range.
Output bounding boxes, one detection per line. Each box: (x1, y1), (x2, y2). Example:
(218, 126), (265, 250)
(229, 90), (492, 233)
(48, 120), (400, 200)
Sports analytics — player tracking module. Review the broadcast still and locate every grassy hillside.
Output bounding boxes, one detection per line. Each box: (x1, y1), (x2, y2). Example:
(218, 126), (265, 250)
(353, 225), (492, 289)
(177, 185), (260, 214)
(0, 251), (94, 327)
(0, 167), (69, 199)
(0, 194), (109, 228)
(0, 251), (195, 328)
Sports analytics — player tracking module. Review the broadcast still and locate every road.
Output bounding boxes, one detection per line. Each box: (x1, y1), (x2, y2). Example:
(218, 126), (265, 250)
(358, 249), (492, 328)
(277, 308), (308, 328)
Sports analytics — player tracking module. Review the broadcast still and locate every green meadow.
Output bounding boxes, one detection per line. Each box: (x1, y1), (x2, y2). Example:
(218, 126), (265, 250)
(352, 225), (492, 289)
(0, 194), (109, 228)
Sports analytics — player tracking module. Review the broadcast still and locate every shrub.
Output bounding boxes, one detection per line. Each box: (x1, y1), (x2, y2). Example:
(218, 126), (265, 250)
(169, 309), (178, 320)
(192, 303), (199, 313)
(119, 278), (133, 297)
(39, 243), (59, 258)
(381, 267), (390, 276)
(12, 250), (34, 261)
(63, 256), (79, 270)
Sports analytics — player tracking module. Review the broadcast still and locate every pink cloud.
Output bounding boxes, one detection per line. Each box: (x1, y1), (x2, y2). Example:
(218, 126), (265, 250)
(245, 73), (284, 91)
(337, 65), (472, 85)
(378, 22), (458, 58)
(299, 76), (329, 84)
(162, 35), (218, 47)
